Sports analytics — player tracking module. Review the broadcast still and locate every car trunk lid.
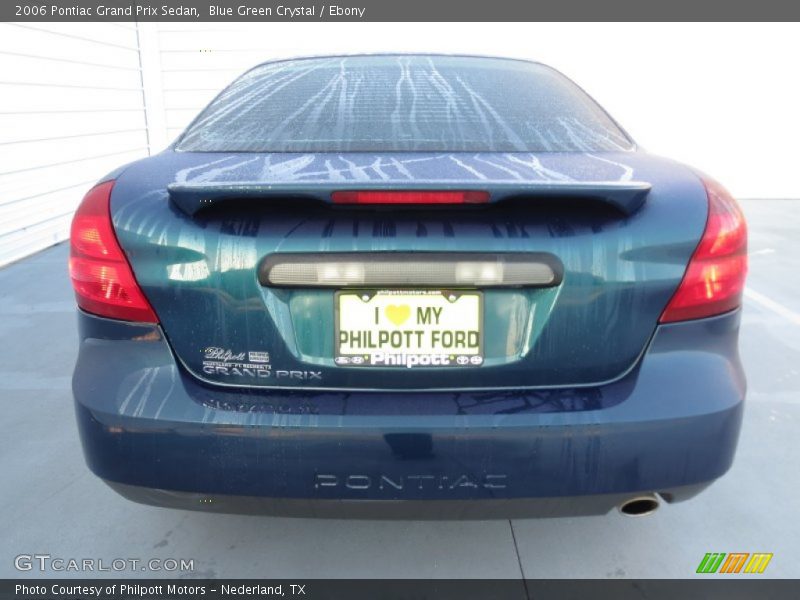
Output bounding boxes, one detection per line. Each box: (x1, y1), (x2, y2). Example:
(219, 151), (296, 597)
(110, 150), (707, 390)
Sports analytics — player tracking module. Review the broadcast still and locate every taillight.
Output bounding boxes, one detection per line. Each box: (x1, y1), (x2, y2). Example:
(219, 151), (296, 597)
(69, 181), (158, 323)
(332, 190), (489, 205)
(659, 176), (747, 323)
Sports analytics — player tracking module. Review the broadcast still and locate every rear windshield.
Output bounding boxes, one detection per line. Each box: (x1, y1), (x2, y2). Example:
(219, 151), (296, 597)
(176, 55), (633, 153)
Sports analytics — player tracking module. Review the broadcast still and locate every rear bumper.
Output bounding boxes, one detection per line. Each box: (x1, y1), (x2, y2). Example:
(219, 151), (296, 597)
(104, 480), (709, 519)
(73, 310), (745, 518)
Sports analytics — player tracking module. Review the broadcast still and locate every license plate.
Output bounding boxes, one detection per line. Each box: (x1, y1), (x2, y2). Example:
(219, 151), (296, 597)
(335, 290), (483, 368)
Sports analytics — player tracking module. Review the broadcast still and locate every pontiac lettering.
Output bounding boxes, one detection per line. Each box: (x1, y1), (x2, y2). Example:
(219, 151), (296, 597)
(314, 473), (507, 491)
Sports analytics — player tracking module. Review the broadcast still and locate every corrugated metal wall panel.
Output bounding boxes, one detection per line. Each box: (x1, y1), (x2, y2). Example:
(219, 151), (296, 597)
(0, 22), (149, 267)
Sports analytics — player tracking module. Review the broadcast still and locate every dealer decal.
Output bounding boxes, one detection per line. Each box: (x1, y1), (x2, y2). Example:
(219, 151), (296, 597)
(202, 347), (322, 382)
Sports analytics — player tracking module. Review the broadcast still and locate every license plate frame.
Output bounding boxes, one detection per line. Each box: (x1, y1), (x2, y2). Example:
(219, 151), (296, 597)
(334, 290), (484, 368)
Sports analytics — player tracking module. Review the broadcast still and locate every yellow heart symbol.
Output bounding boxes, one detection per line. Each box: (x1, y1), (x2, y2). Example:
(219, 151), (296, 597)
(385, 304), (411, 326)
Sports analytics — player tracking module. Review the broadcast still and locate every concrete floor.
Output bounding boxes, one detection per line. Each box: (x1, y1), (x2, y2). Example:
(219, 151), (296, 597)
(1, 199), (798, 579)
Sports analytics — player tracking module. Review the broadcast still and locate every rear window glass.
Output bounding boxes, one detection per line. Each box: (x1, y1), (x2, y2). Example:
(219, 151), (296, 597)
(176, 55), (633, 153)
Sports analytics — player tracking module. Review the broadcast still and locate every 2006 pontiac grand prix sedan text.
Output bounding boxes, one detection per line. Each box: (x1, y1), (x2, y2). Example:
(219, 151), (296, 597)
(69, 55), (747, 518)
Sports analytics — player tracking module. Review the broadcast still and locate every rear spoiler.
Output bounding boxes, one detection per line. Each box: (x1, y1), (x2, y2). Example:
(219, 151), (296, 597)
(168, 181), (651, 217)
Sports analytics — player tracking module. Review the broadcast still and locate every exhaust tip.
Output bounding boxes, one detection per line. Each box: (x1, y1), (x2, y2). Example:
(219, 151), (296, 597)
(618, 494), (660, 517)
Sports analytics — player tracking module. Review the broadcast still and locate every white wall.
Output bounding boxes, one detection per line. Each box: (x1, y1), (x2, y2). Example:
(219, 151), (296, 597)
(1, 22), (798, 266)
(0, 23), (150, 266)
